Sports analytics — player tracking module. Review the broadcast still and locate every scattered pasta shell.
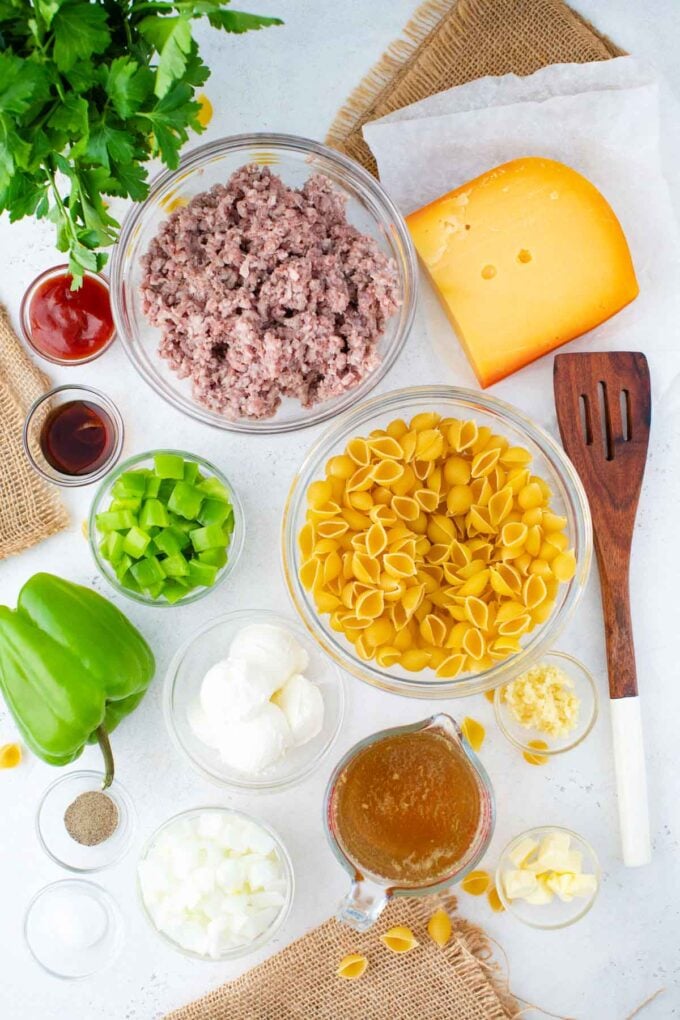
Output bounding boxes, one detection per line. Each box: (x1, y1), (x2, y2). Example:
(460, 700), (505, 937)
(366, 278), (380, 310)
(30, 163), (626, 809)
(487, 886), (505, 913)
(460, 869), (492, 896)
(484, 689), (495, 703)
(427, 908), (452, 948)
(523, 739), (550, 766)
(380, 925), (419, 953)
(196, 93), (213, 128)
(336, 953), (368, 980)
(0, 742), (22, 769)
(461, 716), (486, 752)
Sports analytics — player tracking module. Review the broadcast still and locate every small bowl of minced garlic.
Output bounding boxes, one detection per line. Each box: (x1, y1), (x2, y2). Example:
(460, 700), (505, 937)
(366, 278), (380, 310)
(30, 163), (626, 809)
(493, 651), (598, 757)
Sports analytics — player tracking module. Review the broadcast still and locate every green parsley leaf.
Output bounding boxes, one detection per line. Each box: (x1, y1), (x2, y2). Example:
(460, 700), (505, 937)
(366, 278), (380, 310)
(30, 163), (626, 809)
(139, 14), (193, 97)
(104, 57), (154, 118)
(206, 9), (282, 32)
(52, 0), (111, 72)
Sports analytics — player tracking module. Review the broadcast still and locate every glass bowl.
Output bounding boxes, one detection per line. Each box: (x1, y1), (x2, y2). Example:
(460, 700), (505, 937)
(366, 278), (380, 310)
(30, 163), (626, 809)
(36, 770), (136, 873)
(137, 807), (294, 960)
(23, 384), (124, 487)
(89, 449), (245, 607)
(164, 609), (345, 791)
(24, 880), (124, 979)
(494, 651), (598, 755)
(282, 385), (592, 699)
(495, 826), (600, 929)
(20, 264), (116, 366)
(109, 133), (417, 435)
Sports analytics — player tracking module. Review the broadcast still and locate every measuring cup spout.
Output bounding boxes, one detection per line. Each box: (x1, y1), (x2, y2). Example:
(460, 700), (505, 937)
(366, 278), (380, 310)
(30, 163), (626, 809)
(337, 877), (390, 932)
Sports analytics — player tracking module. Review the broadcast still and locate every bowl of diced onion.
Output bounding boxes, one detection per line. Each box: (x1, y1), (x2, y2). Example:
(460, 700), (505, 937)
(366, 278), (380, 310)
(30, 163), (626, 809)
(137, 807), (294, 960)
(89, 449), (244, 607)
(281, 386), (592, 699)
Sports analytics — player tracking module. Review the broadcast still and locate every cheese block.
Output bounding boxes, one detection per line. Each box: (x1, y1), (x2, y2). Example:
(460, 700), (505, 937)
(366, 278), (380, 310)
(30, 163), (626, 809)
(406, 157), (639, 387)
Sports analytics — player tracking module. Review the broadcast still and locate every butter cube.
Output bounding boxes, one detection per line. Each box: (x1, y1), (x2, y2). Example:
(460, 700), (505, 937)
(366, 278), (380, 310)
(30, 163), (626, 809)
(503, 869), (539, 901)
(545, 873), (575, 903)
(508, 837), (538, 869)
(525, 879), (554, 905)
(568, 874), (598, 899)
(536, 832), (572, 872)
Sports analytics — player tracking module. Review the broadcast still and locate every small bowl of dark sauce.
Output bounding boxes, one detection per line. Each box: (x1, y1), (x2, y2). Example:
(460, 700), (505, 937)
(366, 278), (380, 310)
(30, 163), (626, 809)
(24, 385), (124, 487)
(20, 265), (115, 365)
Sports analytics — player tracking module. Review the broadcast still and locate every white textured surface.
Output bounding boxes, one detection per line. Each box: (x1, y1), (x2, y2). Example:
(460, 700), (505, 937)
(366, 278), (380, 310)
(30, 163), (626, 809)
(0, 2), (679, 1017)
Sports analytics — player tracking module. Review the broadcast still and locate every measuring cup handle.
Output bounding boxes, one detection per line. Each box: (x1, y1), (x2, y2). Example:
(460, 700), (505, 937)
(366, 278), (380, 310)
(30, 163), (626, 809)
(337, 879), (390, 931)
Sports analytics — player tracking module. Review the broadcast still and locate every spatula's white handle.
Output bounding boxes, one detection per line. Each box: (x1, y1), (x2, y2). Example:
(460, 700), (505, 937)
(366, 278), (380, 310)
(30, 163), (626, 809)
(610, 696), (651, 867)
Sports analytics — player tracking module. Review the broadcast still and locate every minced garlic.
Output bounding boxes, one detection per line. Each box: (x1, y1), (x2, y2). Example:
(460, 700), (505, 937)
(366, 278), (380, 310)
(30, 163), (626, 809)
(501, 663), (580, 738)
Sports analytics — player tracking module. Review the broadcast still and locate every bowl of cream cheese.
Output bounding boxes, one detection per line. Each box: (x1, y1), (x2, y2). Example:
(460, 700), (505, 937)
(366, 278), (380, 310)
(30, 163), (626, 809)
(164, 610), (345, 791)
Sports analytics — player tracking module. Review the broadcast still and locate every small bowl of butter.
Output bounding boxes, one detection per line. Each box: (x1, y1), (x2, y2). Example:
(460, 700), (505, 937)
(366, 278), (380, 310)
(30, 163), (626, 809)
(496, 826), (600, 929)
(493, 650), (598, 757)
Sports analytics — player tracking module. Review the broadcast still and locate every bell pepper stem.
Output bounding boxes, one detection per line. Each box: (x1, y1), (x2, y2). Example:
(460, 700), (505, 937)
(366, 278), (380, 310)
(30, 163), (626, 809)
(96, 726), (114, 789)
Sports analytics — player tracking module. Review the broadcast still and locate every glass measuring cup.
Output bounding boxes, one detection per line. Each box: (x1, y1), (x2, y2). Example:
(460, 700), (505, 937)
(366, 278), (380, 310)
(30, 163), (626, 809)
(324, 713), (495, 931)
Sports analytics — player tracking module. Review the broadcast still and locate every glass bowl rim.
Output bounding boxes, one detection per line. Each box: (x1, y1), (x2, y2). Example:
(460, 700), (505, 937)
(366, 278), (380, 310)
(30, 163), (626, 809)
(163, 607), (346, 792)
(35, 769), (137, 874)
(108, 131), (418, 435)
(23, 383), (125, 488)
(23, 878), (124, 980)
(136, 805), (295, 960)
(20, 263), (116, 366)
(494, 824), (601, 930)
(493, 650), (599, 755)
(281, 384), (593, 699)
(88, 447), (245, 607)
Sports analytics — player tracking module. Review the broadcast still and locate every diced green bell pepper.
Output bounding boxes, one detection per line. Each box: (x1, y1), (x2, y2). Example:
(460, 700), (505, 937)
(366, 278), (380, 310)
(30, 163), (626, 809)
(145, 476), (162, 498)
(190, 525), (228, 552)
(96, 510), (137, 533)
(187, 560), (218, 587)
(130, 556), (165, 589)
(183, 460), (200, 484)
(123, 526), (151, 559)
(161, 580), (191, 604)
(168, 482), (204, 520)
(110, 497), (143, 513)
(198, 547), (228, 569)
(160, 554), (190, 578)
(196, 476), (230, 502)
(153, 453), (185, 479)
(198, 499), (232, 527)
(153, 528), (187, 557)
(140, 499), (170, 529)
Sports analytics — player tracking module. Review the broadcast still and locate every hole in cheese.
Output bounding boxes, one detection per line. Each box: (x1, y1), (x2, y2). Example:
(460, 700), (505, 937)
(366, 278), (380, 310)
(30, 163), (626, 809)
(481, 265), (496, 280)
(517, 249), (532, 264)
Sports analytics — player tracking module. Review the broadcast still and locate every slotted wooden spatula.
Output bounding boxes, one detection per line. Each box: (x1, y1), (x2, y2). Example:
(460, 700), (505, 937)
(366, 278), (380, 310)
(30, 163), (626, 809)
(554, 351), (652, 867)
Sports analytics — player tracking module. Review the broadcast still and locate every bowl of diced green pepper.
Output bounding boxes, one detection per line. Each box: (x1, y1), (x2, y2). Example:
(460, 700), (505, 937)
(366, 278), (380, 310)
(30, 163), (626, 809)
(89, 450), (244, 606)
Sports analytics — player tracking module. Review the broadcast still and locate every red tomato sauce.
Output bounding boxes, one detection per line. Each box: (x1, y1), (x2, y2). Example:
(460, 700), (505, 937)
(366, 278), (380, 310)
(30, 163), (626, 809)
(28, 273), (114, 362)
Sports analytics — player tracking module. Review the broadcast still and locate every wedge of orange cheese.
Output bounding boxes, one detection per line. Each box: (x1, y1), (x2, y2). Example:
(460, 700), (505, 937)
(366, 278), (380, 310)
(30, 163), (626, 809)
(406, 157), (638, 387)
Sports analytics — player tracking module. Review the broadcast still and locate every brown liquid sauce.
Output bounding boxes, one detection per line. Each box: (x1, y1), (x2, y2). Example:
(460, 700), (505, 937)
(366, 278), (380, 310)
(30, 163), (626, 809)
(332, 730), (481, 886)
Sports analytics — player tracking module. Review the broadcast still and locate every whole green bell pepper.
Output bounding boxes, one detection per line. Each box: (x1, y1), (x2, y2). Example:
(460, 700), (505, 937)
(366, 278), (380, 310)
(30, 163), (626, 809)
(0, 573), (155, 788)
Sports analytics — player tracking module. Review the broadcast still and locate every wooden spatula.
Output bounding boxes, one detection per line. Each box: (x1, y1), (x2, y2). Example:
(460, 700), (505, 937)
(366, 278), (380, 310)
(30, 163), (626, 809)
(553, 351), (652, 867)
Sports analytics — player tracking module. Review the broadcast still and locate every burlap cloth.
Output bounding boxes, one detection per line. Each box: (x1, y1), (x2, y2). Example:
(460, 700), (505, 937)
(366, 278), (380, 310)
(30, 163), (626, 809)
(166, 895), (519, 1020)
(0, 306), (68, 558)
(327, 0), (624, 176)
(168, 3), (624, 1017)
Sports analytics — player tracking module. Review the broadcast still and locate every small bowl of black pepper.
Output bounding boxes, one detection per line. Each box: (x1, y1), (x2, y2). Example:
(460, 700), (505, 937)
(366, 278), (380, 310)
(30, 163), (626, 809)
(36, 771), (136, 872)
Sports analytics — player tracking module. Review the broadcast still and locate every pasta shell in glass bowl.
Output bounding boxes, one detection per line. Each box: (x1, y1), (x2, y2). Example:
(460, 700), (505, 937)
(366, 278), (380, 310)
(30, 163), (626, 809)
(281, 386), (592, 699)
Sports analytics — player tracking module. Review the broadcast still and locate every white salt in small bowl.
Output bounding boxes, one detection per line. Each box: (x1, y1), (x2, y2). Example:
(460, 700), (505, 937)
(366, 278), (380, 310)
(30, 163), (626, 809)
(36, 770), (136, 872)
(164, 609), (345, 792)
(24, 879), (124, 979)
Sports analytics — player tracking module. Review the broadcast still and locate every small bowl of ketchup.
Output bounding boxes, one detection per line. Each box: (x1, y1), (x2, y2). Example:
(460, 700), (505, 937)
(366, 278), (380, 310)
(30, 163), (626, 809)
(24, 385), (124, 487)
(20, 265), (115, 365)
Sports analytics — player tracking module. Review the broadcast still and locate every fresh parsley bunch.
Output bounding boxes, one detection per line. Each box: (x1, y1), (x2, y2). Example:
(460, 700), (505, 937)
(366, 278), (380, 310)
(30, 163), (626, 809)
(0, 0), (281, 285)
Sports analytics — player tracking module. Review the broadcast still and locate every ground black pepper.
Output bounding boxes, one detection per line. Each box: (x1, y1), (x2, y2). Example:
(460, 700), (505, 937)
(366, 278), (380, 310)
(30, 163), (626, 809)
(64, 790), (118, 846)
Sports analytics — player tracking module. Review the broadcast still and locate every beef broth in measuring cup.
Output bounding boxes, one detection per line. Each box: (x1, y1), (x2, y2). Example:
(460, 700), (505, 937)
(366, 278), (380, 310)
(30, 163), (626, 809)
(325, 714), (494, 930)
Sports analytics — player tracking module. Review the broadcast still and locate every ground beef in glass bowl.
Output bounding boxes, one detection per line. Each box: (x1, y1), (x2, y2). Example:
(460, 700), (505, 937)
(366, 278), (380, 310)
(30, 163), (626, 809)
(110, 135), (417, 435)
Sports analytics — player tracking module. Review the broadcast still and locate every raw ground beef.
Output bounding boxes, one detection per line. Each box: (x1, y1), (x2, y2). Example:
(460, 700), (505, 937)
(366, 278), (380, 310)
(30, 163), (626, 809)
(140, 165), (401, 420)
